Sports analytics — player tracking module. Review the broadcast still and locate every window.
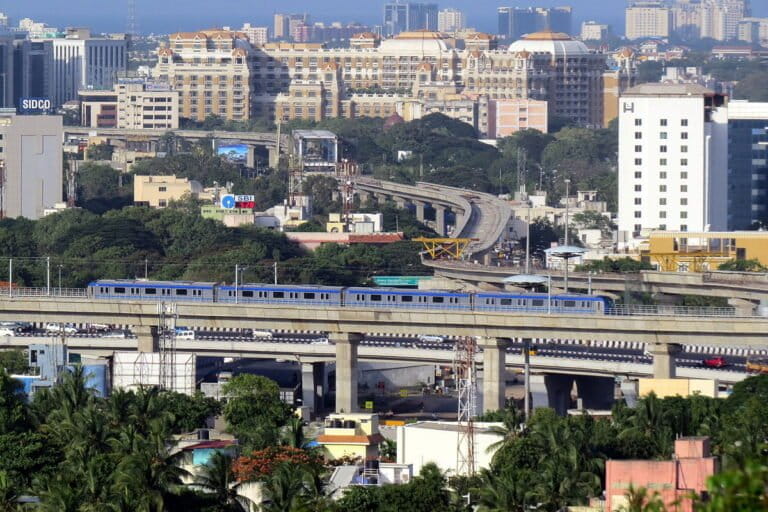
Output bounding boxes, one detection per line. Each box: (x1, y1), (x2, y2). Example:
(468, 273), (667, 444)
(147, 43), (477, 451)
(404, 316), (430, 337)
(681, 132), (688, 139)
(681, 159), (688, 166)
(681, 145), (688, 153)
(634, 211), (642, 218)
(635, 132), (642, 139)
(660, 119), (668, 126)
(660, 158), (667, 166)
(681, 172), (688, 179)
(273, 291), (284, 299)
(158, 200), (167, 207)
(660, 145), (667, 153)
(175, 289), (188, 296)
(681, 119), (688, 126)
(634, 185), (642, 192)
(500, 298), (512, 306)
(659, 224), (666, 230)
(680, 224), (688, 231)
(634, 197), (642, 205)
(660, 132), (668, 139)
(681, 198), (688, 205)
(680, 185), (687, 192)
(634, 171), (642, 179)
(660, 198), (667, 205)
(158, 186), (167, 192)
(660, 211), (667, 218)
(115, 287), (126, 294)
(303, 292), (316, 299)
(635, 119), (642, 126)
(432, 296), (444, 304)
(634, 224), (642, 233)
(401, 295), (413, 302)
(660, 172), (667, 179)
(145, 288), (156, 295)
(660, 185), (667, 192)
(242, 290), (254, 298)
(635, 145), (642, 152)
(635, 158), (643, 165)
(371, 294), (382, 302)
(681, 211), (688, 219)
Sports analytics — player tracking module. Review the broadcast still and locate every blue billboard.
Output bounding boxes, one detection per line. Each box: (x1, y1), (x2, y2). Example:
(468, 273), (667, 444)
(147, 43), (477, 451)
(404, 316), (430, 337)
(217, 144), (248, 164)
(18, 97), (52, 115)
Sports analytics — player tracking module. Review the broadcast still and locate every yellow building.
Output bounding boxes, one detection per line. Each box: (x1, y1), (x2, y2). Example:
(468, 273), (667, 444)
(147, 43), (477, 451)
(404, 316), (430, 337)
(317, 413), (384, 461)
(133, 175), (203, 208)
(644, 231), (768, 272)
(638, 378), (718, 398)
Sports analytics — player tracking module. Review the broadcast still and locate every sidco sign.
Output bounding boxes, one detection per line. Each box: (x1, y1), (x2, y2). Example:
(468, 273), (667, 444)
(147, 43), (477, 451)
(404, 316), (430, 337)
(19, 97), (52, 115)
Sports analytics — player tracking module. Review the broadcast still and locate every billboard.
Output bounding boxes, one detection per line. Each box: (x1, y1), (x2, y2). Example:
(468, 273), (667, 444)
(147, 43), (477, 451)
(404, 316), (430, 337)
(217, 144), (248, 164)
(18, 97), (52, 115)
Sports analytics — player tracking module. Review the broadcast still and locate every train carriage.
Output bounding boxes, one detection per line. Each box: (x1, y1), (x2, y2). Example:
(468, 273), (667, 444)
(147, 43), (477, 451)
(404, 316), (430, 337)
(217, 283), (343, 306)
(88, 280), (217, 302)
(474, 292), (608, 314)
(343, 287), (472, 310)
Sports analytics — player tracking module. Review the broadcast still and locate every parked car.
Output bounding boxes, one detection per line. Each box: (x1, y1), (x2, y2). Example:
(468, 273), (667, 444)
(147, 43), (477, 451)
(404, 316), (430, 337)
(702, 356), (728, 369)
(175, 330), (195, 340)
(252, 330), (274, 339)
(311, 337), (330, 345)
(44, 323), (78, 334)
(418, 335), (445, 343)
(0, 328), (15, 337)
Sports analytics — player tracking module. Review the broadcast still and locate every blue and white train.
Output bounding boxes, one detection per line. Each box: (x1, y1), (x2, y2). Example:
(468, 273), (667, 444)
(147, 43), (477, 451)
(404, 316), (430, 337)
(87, 279), (611, 315)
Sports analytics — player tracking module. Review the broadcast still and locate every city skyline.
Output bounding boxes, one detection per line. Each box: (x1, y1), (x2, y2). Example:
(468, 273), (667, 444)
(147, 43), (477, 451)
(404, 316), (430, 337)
(4, 0), (765, 35)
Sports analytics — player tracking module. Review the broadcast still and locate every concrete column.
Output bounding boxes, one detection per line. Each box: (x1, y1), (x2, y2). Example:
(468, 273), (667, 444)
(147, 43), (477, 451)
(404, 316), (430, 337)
(434, 205), (447, 236)
(479, 337), (511, 412)
(545, 374), (575, 416)
(332, 332), (363, 413)
(359, 190), (373, 206)
(301, 362), (326, 417)
(134, 326), (159, 353)
(574, 376), (615, 411)
(394, 196), (408, 209)
(268, 147), (280, 168)
(414, 201), (426, 222)
(649, 342), (682, 379)
(374, 193), (388, 205)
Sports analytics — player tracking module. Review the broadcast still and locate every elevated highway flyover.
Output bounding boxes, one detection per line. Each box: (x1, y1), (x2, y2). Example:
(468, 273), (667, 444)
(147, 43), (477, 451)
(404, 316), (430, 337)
(353, 177), (511, 261)
(0, 295), (765, 412)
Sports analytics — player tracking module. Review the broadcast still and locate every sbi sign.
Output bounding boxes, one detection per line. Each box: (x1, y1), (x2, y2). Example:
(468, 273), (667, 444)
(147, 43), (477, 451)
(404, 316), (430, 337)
(19, 97), (52, 114)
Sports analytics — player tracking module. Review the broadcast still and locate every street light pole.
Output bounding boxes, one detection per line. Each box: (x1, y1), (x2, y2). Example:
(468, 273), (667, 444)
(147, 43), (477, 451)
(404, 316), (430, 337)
(8, 259), (11, 298)
(46, 257), (50, 296)
(564, 178), (571, 247)
(523, 338), (531, 420)
(273, 261), (278, 285)
(235, 264), (239, 304)
(58, 265), (62, 294)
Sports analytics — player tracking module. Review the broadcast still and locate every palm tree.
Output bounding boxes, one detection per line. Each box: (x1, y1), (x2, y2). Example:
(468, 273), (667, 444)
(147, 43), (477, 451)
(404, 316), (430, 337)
(486, 407), (526, 454)
(618, 485), (668, 512)
(261, 462), (315, 512)
(281, 416), (307, 449)
(0, 471), (20, 512)
(195, 451), (250, 512)
(475, 468), (529, 512)
(380, 439), (397, 461)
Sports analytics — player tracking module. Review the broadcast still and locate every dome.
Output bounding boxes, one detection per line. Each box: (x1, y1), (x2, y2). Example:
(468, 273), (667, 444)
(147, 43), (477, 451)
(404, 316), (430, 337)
(380, 31), (450, 56)
(507, 29), (590, 57)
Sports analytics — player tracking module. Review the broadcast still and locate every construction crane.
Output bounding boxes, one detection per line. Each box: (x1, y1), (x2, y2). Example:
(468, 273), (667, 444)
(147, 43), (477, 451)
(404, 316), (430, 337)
(455, 336), (478, 476)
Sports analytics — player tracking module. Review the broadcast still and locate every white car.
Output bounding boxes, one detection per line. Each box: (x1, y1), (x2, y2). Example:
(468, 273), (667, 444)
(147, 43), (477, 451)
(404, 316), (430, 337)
(311, 337), (330, 345)
(418, 335), (445, 343)
(175, 330), (195, 340)
(45, 323), (78, 334)
(103, 330), (127, 338)
(252, 330), (274, 339)
(0, 328), (15, 337)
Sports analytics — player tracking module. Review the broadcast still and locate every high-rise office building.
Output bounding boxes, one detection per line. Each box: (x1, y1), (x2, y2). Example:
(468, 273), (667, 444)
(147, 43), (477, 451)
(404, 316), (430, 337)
(274, 14), (308, 41)
(241, 24), (269, 45)
(497, 7), (572, 40)
(581, 21), (610, 41)
(726, 101), (768, 230)
(438, 9), (466, 33)
(617, 83), (728, 243)
(383, 2), (438, 36)
(0, 33), (13, 108)
(626, 2), (671, 40)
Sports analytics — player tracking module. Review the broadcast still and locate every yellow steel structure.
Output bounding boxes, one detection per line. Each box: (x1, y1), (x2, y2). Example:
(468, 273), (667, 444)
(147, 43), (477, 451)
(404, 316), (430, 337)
(414, 237), (473, 260)
(645, 231), (768, 272)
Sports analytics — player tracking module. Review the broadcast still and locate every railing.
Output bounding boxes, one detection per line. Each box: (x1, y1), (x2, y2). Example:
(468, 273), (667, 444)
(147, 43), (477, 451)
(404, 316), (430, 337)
(0, 288), (87, 298)
(606, 305), (741, 318)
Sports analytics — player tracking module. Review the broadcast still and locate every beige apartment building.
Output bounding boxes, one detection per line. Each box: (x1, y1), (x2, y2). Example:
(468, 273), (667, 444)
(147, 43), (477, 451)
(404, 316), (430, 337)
(155, 28), (616, 129)
(626, 2), (671, 40)
(134, 175), (203, 208)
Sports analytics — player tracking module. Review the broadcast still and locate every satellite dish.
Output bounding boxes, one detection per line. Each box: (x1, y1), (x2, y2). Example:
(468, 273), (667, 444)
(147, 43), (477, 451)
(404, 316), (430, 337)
(221, 194), (236, 209)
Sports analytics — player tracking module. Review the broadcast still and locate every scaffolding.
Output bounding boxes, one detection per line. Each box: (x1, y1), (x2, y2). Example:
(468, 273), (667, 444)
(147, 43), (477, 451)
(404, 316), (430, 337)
(157, 302), (177, 391)
(455, 336), (478, 476)
(414, 238), (474, 260)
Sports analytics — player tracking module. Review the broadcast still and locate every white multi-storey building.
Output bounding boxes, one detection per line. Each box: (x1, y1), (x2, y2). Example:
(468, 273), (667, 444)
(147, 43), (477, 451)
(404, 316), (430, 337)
(46, 35), (128, 107)
(617, 83), (728, 245)
(626, 2), (671, 40)
(580, 21), (610, 41)
(437, 8), (466, 33)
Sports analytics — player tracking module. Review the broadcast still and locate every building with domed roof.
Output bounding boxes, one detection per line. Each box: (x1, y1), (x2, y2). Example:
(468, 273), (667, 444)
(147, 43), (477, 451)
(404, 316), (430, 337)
(155, 28), (624, 129)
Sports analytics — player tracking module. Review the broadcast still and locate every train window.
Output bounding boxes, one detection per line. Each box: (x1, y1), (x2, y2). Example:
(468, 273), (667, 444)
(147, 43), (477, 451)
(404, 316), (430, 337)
(432, 297), (444, 304)
(371, 295), (382, 302)
(145, 288), (156, 295)
(304, 292), (315, 299)
(273, 292), (284, 299)
(500, 298), (512, 306)
(402, 296), (413, 302)
(532, 299), (544, 306)
(242, 291), (254, 298)
(563, 300), (576, 307)
(176, 289), (188, 296)
(115, 287), (125, 294)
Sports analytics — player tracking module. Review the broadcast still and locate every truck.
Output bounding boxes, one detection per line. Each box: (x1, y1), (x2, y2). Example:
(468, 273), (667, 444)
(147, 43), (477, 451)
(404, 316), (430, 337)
(746, 356), (768, 374)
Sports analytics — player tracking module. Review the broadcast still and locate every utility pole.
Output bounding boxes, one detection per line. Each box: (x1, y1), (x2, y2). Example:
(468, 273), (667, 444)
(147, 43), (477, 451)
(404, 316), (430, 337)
(564, 178), (571, 247)
(8, 258), (11, 297)
(58, 264), (63, 294)
(144, 258), (148, 279)
(273, 261), (278, 285)
(46, 257), (50, 296)
(235, 264), (239, 304)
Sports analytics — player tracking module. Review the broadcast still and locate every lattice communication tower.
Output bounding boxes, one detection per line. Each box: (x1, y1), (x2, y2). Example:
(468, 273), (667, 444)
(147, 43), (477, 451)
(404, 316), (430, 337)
(455, 336), (478, 476)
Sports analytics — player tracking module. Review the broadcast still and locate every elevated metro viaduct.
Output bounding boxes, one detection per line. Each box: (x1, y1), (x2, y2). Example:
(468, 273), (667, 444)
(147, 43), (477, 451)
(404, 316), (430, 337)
(0, 297), (765, 413)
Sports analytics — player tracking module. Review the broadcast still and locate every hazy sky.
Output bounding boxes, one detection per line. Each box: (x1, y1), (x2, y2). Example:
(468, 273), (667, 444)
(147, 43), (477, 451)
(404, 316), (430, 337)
(1, 1), (766, 35)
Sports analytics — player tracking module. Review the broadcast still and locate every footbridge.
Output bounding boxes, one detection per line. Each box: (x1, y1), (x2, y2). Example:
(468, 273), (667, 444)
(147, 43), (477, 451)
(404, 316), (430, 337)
(1, 296), (766, 413)
(354, 178), (511, 261)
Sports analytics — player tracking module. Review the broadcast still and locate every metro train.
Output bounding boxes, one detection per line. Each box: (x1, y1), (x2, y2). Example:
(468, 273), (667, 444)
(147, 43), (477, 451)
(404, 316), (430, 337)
(87, 279), (611, 315)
